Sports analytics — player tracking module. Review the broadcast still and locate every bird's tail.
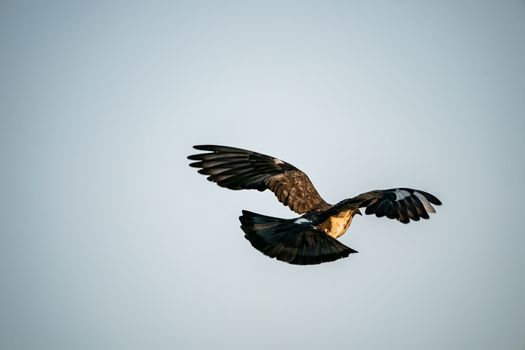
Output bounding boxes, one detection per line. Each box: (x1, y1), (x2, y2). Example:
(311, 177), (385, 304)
(239, 210), (357, 265)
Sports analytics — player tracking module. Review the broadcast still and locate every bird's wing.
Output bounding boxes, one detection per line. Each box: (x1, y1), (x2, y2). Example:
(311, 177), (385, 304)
(188, 145), (330, 214)
(240, 210), (357, 265)
(349, 188), (442, 224)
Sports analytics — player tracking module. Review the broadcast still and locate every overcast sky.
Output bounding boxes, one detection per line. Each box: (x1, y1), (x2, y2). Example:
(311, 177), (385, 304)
(1, 1), (524, 349)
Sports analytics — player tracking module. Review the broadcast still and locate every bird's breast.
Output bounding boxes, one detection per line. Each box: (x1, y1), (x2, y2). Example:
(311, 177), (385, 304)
(319, 210), (355, 239)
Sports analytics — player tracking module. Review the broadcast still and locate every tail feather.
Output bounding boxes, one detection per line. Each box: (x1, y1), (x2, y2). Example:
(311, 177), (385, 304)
(239, 210), (357, 265)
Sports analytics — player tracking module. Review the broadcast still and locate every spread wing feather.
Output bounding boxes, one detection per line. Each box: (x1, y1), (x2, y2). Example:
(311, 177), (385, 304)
(347, 188), (442, 224)
(188, 145), (330, 214)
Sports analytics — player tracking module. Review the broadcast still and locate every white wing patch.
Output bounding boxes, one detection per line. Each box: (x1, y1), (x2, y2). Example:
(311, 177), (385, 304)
(395, 189), (411, 201)
(294, 218), (310, 225)
(273, 158), (285, 165)
(414, 191), (436, 213)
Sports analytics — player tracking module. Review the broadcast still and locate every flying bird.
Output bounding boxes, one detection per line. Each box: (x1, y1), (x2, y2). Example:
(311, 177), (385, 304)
(188, 145), (441, 265)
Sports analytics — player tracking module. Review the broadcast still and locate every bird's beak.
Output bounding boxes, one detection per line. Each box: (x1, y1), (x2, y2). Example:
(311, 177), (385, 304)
(356, 209), (362, 216)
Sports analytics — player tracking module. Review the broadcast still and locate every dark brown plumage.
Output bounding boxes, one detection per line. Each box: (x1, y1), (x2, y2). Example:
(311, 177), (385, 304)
(188, 145), (330, 213)
(188, 145), (442, 265)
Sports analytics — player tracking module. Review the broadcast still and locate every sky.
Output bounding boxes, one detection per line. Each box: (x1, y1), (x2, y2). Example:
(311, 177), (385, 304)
(1, 1), (524, 349)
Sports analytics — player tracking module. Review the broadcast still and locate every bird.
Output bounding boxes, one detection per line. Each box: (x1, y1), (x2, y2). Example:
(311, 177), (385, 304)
(188, 145), (442, 265)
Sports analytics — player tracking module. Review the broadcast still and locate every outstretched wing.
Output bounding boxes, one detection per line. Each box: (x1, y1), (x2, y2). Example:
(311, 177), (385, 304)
(351, 188), (442, 224)
(188, 145), (330, 214)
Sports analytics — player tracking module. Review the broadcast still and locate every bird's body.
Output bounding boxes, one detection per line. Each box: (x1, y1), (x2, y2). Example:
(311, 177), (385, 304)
(188, 145), (441, 265)
(319, 209), (357, 239)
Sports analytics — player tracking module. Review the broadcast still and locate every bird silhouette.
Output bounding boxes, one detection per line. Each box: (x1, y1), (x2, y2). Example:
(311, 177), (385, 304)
(188, 145), (441, 265)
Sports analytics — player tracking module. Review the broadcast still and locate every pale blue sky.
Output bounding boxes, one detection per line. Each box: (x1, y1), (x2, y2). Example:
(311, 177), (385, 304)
(1, 1), (524, 349)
